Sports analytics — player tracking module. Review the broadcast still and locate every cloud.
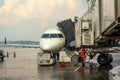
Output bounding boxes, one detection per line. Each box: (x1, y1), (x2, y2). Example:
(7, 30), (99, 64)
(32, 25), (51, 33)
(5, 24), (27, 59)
(0, 0), (86, 26)
(0, 0), (87, 40)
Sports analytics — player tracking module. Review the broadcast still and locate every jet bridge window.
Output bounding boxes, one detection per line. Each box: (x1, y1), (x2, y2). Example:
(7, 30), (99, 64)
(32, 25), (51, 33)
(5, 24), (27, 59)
(41, 34), (49, 38)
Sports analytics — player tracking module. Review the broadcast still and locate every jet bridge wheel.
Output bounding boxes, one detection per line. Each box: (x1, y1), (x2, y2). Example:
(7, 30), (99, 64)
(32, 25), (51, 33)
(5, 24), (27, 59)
(97, 54), (108, 65)
(107, 54), (113, 64)
(97, 54), (113, 65)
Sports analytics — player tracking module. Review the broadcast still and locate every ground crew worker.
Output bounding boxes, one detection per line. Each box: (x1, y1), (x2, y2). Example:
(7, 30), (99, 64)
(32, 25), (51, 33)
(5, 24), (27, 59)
(78, 48), (85, 67)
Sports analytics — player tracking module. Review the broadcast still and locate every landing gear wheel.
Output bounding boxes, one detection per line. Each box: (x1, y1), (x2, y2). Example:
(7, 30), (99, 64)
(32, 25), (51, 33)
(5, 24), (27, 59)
(97, 54), (108, 65)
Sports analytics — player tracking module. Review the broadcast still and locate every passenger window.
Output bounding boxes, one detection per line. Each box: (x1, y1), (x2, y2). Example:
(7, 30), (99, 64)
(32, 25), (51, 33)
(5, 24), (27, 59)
(58, 34), (63, 38)
(41, 34), (49, 38)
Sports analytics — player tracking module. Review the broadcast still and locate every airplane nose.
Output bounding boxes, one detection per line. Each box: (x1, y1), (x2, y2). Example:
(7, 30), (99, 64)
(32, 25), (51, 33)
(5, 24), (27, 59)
(40, 44), (51, 52)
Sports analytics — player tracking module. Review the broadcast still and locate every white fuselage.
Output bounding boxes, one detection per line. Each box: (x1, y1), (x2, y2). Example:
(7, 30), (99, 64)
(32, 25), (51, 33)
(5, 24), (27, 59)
(39, 29), (65, 53)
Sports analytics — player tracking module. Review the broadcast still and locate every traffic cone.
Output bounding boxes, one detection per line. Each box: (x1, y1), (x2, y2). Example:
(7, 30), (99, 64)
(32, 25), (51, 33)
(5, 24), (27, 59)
(14, 52), (16, 58)
(60, 56), (65, 67)
(7, 52), (9, 57)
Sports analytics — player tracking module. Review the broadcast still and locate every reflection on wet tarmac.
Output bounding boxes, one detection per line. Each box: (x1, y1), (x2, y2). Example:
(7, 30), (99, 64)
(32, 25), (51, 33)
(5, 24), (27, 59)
(0, 48), (120, 80)
(45, 64), (113, 80)
(37, 63), (113, 80)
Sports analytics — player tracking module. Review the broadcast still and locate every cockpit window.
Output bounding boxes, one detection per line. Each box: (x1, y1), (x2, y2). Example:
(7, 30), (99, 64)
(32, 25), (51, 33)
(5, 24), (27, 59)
(58, 34), (63, 38)
(41, 34), (64, 38)
(50, 34), (58, 38)
(41, 34), (49, 38)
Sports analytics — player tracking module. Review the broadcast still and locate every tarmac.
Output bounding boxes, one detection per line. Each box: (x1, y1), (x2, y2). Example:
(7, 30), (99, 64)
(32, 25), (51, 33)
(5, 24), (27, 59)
(0, 47), (120, 80)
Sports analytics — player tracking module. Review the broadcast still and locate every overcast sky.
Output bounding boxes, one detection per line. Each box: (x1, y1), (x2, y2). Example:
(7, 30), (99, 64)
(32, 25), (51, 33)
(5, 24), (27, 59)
(0, 0), (87, 41)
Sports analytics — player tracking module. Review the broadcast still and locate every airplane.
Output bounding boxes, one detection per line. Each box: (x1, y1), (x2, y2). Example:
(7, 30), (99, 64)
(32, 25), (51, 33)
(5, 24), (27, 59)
(39, 28), (66, 65)
(39, 28), (65, 53)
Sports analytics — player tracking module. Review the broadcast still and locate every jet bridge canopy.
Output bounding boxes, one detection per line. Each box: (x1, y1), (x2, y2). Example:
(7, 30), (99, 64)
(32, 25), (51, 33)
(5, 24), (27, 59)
(96, 17), (120, 46)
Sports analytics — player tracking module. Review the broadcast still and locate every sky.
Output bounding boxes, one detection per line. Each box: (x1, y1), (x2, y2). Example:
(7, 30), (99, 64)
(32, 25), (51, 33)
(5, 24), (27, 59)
(0, 0), (87, 41)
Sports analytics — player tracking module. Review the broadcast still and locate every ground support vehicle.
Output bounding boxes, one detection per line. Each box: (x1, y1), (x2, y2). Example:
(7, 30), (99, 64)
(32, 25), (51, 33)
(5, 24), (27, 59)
(37, 52), (56, 66)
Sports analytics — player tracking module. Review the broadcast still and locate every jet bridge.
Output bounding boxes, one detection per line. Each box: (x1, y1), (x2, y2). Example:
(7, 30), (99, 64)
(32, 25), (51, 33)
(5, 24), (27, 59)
(73, 0), (120, 65)
(56, 0), (120, 66)
(96, 18), (120, 47)
(74, 17), (120, 66)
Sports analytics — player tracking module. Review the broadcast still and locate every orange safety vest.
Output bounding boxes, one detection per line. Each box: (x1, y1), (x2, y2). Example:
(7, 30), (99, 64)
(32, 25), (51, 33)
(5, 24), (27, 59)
(79, 48), (85, 57)
(78, 48), (85, 63)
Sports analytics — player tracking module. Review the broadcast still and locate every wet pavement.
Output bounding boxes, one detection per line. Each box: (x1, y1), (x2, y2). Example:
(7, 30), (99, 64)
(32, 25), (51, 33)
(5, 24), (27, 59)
(0, 47), (120, 80)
